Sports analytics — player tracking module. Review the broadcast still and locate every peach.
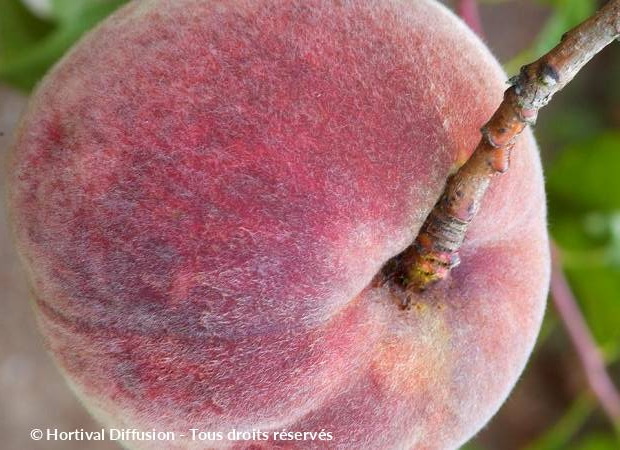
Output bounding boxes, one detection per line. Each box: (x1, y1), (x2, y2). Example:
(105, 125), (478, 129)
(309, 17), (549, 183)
(8, 0), (550, 448)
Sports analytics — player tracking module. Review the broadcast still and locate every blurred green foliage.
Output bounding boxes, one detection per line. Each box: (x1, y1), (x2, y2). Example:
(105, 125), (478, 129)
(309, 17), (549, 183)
(0, 0), (126, 90)
(1, 0), (619, 448)
(501, 0), (620, 446)
(573, 434), (620, 450)
(548, 133), (620, 324)
(530, 0), (620, 446)
(533, 0), (596, 52)
(505, 0), (596, 73)
(526, 394), (597, 450)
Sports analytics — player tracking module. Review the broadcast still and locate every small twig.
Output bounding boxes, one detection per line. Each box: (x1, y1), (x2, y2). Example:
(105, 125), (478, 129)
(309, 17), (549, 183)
(550, 243), (620, 426)
(400, 0), (620, 293)
(457, 0), (484, 38)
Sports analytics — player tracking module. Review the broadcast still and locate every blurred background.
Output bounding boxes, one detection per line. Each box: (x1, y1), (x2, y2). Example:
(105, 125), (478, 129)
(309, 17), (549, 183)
(0, 0), (619, 449)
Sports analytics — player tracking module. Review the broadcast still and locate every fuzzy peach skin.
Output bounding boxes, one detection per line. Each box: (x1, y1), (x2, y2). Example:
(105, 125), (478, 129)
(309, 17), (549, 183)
(8, 0), (550, 448)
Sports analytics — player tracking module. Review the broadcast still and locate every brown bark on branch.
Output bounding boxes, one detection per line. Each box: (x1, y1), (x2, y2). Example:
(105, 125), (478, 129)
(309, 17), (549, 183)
(400, 0), (620, 294)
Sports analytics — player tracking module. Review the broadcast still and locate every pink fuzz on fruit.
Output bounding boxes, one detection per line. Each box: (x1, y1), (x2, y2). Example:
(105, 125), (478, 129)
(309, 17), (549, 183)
(8, 0), (549, 448)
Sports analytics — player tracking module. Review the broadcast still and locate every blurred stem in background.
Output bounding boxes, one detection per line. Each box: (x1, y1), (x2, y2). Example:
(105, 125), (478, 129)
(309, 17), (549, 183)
(551, 244), (620, 433)
(458, 0), (485, 35)
(458, 0), (620, 447)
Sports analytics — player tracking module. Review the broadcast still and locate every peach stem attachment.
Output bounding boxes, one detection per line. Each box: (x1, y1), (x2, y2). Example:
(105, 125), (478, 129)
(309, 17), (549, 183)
(401, 0), (620, 294)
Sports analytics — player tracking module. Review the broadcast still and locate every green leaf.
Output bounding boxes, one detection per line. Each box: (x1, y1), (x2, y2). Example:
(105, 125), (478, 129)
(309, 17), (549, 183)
(547, 133), (620, 212)
(505, 0), (596, 74)
(0, 0), (127, 91)
(532, 0), (596, 55)
(0, 0), (54, 60)
(551, 213), (620, 354)
(569, 433), (620, 450)
(563, 264), (620, 356)
(50, 0), (120, 23)
(548, 133), (620, 354)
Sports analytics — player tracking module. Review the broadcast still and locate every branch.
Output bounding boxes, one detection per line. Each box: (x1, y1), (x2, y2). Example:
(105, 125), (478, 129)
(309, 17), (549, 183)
(457, 0), (484, 38)
(399, 0), (620, 293)
(550, 244), (620, 426)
